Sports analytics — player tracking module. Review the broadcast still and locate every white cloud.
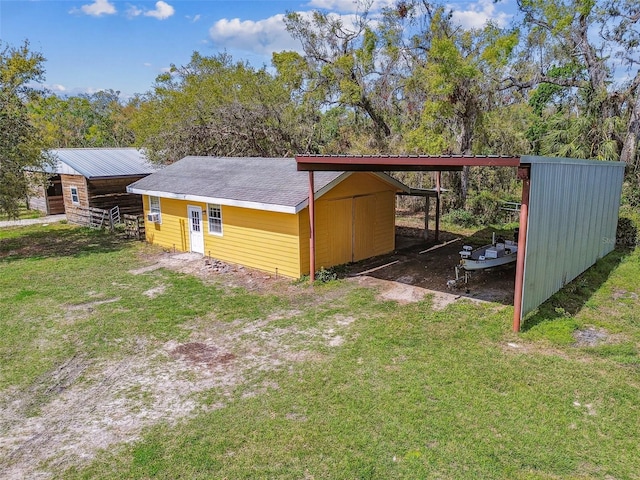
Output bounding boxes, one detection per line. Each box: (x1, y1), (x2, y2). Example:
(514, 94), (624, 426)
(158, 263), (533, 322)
(143, 62), (152, 67)
(48, 83), (67, 93)
(126, 5), (143, 18)
(144, 1), (175, 20)
(71, 0), (116, 16)
(187, 14), (201, 23)
(209, 14), (299, 56)
(450, 0), (511, 29)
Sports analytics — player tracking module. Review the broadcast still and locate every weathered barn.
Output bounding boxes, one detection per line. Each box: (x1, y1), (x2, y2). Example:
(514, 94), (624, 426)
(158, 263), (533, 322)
(296, 154), (626, 330)
(29, 148), (158, 221)
(127, 156), (408, 278)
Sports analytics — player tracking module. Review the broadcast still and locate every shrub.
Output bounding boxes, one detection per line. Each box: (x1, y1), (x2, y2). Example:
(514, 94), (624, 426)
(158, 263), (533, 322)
(467, 190), (503, 225)
(442, 209), (477, 227)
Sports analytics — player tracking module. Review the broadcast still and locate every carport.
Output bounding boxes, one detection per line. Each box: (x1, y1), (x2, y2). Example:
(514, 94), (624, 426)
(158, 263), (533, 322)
(296, 155), (625, 332)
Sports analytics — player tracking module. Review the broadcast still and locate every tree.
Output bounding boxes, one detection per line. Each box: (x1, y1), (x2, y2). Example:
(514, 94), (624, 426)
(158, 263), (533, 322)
(283, 1), (404, 148)
(29, 89), (135, 148)
(512, 0), (640, 167)
(0, 40), (50, 218)
(393, 2), (519, 206)
(131, 52), (313, 164)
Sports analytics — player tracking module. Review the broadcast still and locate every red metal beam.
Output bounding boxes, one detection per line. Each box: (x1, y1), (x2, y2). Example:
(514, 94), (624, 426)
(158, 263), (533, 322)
(308, 171), (316, 283)
(296, 155), (521, 171)
(513, 167), (531, 332)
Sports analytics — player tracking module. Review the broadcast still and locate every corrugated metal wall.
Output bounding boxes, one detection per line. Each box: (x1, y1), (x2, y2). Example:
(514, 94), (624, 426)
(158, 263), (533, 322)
(521, 157), (625, 317)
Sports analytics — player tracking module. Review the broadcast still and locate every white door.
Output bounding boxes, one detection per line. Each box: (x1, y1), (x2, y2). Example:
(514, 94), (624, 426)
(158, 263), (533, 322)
(187, 206), (204, 254)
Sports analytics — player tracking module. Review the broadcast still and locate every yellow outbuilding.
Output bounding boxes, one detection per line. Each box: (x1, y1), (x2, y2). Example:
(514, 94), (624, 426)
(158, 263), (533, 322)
(127, 156), (408, 278)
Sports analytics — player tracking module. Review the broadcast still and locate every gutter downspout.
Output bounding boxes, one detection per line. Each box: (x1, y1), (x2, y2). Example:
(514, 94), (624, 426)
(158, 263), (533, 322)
(513, 167), (530, 332)
(309, 171), (316, 282)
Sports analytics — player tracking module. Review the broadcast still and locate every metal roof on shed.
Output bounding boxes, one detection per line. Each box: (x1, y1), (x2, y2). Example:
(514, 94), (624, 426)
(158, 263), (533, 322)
(127, 156), (407, 214)
(51, 148), (159, 179)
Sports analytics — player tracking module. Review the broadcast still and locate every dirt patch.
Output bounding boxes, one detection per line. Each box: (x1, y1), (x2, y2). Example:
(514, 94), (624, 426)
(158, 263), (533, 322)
(130, 251), (298, 297)
(574, 327), (611, 346)
(345, 234), (516, 305)
(351, 275), (485, 310)
(0, 301), (360, 479)
(171, 342), (236, 367)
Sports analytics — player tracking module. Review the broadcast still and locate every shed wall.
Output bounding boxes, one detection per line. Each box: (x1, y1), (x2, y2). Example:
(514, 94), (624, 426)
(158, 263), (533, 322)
(521, 159), (624, 316)
(143, 196), (303, 278)
(302, 173), (398, 271)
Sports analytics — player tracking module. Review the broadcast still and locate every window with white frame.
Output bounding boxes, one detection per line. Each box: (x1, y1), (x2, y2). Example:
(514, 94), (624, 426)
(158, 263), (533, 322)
(208, 204), (222, 235)
(149, 195), (162, 223)
(70, 187), (80, 204)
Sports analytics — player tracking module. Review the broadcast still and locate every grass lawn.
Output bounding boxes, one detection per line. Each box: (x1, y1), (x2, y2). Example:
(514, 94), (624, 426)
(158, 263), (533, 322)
(0, 205), (44, 221)
(1, 223), (639, 479)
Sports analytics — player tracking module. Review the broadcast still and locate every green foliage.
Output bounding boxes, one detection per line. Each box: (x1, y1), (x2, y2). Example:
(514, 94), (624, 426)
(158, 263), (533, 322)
(29, 90), (135, 148)
(466, 190), (503, 224)
(442, 208), (477, 227)
(314, 266), (338, 283)
(130, 52), (314, 163)
(0, 40), (50, 219)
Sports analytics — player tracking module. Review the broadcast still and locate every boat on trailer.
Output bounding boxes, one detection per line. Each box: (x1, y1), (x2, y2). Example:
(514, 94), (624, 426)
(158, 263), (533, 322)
(458, 231), (519, 271)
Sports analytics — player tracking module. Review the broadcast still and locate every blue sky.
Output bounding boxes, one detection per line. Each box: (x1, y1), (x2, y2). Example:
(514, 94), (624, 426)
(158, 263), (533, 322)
(0, 0), (517, 99)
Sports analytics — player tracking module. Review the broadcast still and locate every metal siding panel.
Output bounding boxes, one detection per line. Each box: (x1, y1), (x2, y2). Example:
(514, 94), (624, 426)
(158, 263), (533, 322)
(522, 160), (625, 316)
(562, 165), (581, 289)
(574, 166), (593, 276)
(590, 166), (606, 261)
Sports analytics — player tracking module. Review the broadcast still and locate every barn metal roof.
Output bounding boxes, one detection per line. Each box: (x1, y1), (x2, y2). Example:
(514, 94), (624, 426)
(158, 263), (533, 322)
(50, 148), (159, 179)
(127, 156), (408, 214)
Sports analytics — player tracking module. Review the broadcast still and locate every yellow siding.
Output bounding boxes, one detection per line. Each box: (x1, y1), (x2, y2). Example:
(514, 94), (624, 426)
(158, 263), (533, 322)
(353, 195), (376, 261)
(372, 190), (396, 255)
(316, 197), (353, 268)
(321, 172), (391, 200)
(299, 173), (398, 273)
(143, 195), (302, 278)
(298, 209), (310, 275)
(143, 196), (193, 252)
(207, 206), (301, 278)
(143, 172), (398, 278)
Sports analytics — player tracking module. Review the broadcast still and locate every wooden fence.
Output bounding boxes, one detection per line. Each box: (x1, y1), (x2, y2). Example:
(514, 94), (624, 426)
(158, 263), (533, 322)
(123, 214), (145, 240)
(66, 206), (112, 229)
(66, 205), (145, 240)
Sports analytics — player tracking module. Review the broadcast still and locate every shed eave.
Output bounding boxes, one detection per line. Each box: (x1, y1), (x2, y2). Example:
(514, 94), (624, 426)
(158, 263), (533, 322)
(126, 187), (298, 214)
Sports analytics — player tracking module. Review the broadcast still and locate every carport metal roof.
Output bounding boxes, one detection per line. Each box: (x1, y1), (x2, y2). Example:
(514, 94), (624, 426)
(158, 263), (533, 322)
(296, 154), (520, 171)
(296, 154), (625, 333)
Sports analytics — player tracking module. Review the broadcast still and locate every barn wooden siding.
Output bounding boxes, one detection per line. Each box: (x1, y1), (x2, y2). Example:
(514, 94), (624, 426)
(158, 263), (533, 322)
(520, 156), (625, 317)
(60, 174), (90, 212)
(28, 174), (65, 215)
(61, 174), (145, 223)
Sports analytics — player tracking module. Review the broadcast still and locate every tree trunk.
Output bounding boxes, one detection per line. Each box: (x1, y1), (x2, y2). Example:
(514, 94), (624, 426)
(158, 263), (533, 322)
(621, 88), (640, 167)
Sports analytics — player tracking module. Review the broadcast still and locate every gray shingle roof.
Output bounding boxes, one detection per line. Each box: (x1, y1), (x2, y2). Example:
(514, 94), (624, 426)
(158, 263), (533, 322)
(127, 156), (348, 212)
(50, 148), (159, 179)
